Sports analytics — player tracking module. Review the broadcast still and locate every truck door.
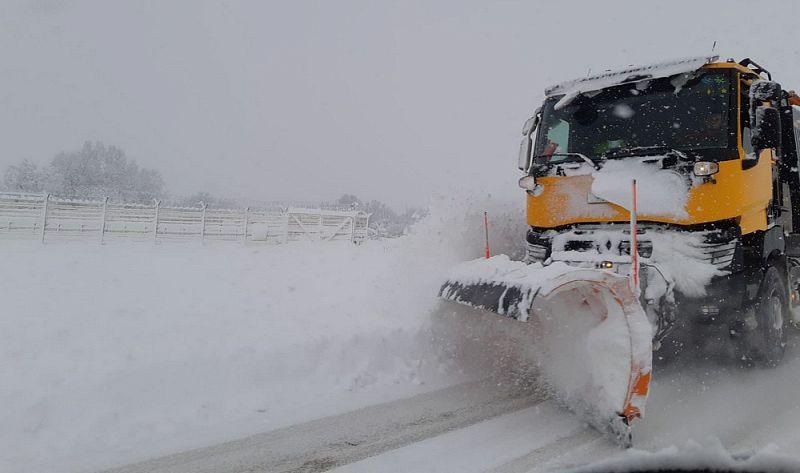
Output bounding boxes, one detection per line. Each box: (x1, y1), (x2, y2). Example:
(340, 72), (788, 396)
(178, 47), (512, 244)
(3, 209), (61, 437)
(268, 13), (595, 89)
(786, 106), (800, 234)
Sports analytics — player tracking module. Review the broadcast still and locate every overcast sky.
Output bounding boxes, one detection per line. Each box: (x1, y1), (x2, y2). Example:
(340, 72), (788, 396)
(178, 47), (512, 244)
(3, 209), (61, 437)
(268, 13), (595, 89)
(2, 0), (800, 208)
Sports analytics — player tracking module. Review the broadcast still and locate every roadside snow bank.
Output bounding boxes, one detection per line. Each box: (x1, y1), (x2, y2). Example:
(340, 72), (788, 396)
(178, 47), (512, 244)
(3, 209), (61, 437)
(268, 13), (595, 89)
(566, 440), (800, 473)
(0, 193), (526, 473)
(2, 241), (434, 473)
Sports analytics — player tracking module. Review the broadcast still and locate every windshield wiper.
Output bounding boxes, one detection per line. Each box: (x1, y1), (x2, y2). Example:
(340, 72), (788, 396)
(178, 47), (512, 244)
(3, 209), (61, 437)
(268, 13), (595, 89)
(603, 146), (690, 160)
(532, 152), (601, 170)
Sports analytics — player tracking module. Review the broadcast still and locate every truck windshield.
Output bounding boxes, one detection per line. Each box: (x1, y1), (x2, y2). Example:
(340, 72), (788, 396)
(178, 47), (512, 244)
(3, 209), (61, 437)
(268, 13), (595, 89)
(533, 70), (731, 164)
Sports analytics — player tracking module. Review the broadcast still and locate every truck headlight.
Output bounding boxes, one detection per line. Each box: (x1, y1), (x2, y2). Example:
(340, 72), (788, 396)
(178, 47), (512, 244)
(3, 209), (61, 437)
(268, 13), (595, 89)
(638, 240), (653, 258)
(619, 240), (653, 258)
(693, 161), (719, 177)
(518, 175), (536, 190)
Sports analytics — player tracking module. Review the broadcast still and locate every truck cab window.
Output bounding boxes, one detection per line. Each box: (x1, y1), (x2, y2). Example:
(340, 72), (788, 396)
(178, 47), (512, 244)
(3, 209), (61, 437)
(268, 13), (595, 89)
(536, 119), (570, 164)
(534, 71), (731, 162)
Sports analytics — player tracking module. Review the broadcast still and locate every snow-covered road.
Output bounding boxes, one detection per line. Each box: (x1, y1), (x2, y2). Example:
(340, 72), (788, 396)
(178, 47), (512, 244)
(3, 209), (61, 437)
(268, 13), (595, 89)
(103, 337), (800, 473)
(103, 380), (553, 473)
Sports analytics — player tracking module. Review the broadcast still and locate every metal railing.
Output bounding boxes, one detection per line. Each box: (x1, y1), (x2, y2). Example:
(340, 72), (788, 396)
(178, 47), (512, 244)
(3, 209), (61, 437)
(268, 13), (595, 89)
(0, 192), (370, 244)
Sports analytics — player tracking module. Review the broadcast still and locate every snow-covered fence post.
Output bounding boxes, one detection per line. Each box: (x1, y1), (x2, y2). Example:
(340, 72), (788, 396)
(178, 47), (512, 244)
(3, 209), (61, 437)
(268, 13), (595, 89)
(264, 210), (270, 241)
(366, 214), (372, 242)
(100, 196), (109, 244)
(153, 199), (161, 242)
(40, 193), (50, 244)
(243, 207), (250, 242)
(283, 211), (290, 243)
(200, 202), (207, 243)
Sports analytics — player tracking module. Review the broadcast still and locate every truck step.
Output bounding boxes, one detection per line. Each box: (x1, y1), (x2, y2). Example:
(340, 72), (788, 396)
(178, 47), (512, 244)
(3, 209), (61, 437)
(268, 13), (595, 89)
(786, 234), (800, 257)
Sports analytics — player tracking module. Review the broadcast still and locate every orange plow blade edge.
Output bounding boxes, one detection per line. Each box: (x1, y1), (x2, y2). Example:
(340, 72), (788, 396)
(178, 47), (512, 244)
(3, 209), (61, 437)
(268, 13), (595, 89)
(439, 256), (652, 446)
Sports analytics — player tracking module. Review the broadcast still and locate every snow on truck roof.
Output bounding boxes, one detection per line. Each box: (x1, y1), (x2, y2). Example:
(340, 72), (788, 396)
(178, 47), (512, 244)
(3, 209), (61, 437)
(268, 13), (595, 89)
(544, 55), (719, 98)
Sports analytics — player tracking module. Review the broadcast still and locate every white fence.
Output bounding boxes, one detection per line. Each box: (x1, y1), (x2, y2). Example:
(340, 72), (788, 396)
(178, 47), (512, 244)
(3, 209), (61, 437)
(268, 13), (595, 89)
(0, 193), (370, 244)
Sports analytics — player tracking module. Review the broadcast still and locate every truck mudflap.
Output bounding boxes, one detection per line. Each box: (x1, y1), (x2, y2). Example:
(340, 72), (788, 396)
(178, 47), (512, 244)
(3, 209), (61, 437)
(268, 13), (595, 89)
(439, 255), (652, 446)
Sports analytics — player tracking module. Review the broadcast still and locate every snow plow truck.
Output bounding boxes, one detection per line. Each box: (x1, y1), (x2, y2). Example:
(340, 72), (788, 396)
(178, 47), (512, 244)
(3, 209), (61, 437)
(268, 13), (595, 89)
(440, 56), (800, 445)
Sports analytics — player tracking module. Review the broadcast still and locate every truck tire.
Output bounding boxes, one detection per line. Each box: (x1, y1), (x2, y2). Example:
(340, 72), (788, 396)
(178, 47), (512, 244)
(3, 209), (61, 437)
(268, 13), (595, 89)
(748, 265), (789, 367)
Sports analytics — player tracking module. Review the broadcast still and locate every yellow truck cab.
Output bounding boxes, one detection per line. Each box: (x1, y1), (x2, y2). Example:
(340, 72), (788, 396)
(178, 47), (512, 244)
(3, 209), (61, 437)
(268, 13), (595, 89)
(517, 56), (800, 364)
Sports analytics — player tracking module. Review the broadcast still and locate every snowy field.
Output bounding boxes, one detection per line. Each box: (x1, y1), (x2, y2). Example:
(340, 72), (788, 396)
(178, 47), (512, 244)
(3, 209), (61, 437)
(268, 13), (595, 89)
(7, 195), (800, 473)
(3, 242), (438, 472)
(0, 196), (525, 473)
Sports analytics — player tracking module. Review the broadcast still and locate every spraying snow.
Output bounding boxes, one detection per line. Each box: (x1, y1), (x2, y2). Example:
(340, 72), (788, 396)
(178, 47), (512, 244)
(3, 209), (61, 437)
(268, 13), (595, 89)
(441, 254), (653, 442)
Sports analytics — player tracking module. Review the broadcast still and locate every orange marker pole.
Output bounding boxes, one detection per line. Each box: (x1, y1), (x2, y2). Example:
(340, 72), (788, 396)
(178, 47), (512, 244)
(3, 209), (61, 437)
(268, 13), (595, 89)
(484, 211), (491, 259)
(630, 179), (639, 293)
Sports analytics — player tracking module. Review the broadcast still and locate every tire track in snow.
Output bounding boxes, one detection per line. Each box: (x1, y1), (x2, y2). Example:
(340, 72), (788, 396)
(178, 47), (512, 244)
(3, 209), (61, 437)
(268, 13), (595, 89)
(101, 380), (548, 473)
(487, 430), (601, 473)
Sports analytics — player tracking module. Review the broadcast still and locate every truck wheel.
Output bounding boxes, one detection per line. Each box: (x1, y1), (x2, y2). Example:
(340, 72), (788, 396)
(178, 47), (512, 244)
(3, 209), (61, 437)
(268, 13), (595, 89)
(749, 265), (788, 367)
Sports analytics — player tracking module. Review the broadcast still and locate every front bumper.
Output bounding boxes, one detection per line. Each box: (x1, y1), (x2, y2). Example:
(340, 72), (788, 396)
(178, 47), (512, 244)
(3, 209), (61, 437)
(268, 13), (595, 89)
(675, 270), (748, 324)
(526, 222), (749, 322)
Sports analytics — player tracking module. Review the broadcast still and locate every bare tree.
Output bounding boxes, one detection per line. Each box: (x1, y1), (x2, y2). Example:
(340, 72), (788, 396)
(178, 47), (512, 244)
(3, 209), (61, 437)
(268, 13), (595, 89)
(46, 141), (165, 202)
(176, 191), (239, 209)
(2, 159), (46, 193)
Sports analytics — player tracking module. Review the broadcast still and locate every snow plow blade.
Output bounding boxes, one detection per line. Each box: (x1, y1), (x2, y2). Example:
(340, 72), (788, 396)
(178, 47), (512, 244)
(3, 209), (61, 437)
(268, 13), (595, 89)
(439, 255), (652, 446)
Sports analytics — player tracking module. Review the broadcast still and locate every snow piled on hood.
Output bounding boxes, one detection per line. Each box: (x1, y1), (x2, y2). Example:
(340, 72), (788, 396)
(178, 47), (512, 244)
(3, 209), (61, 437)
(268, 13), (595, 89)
(591, 158), (690, 219)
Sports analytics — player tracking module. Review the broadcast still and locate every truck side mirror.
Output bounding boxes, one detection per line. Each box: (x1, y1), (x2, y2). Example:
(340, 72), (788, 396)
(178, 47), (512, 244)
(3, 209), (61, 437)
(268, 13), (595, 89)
(518, 113), (540, 171)
(752, 106), (781, 151)
(518, 134), (533, 171)
(751, 80), (782, 102)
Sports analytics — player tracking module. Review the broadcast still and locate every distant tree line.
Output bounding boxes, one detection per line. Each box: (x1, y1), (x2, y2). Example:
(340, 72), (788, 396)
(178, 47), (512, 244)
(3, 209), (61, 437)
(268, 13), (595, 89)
(1, 141), (423, 237)
(2, 141), (165, 204)
(1, 141), (234, 208)
(335, 194), (425, 237)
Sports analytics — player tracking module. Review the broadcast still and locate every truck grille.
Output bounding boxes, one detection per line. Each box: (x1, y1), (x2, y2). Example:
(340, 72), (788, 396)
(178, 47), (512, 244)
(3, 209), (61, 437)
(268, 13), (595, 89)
(526, 242), (548, 262)
(693, 240), (737, 269)
(619, 240), (654, 258)
(528, 224), (738, 270)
